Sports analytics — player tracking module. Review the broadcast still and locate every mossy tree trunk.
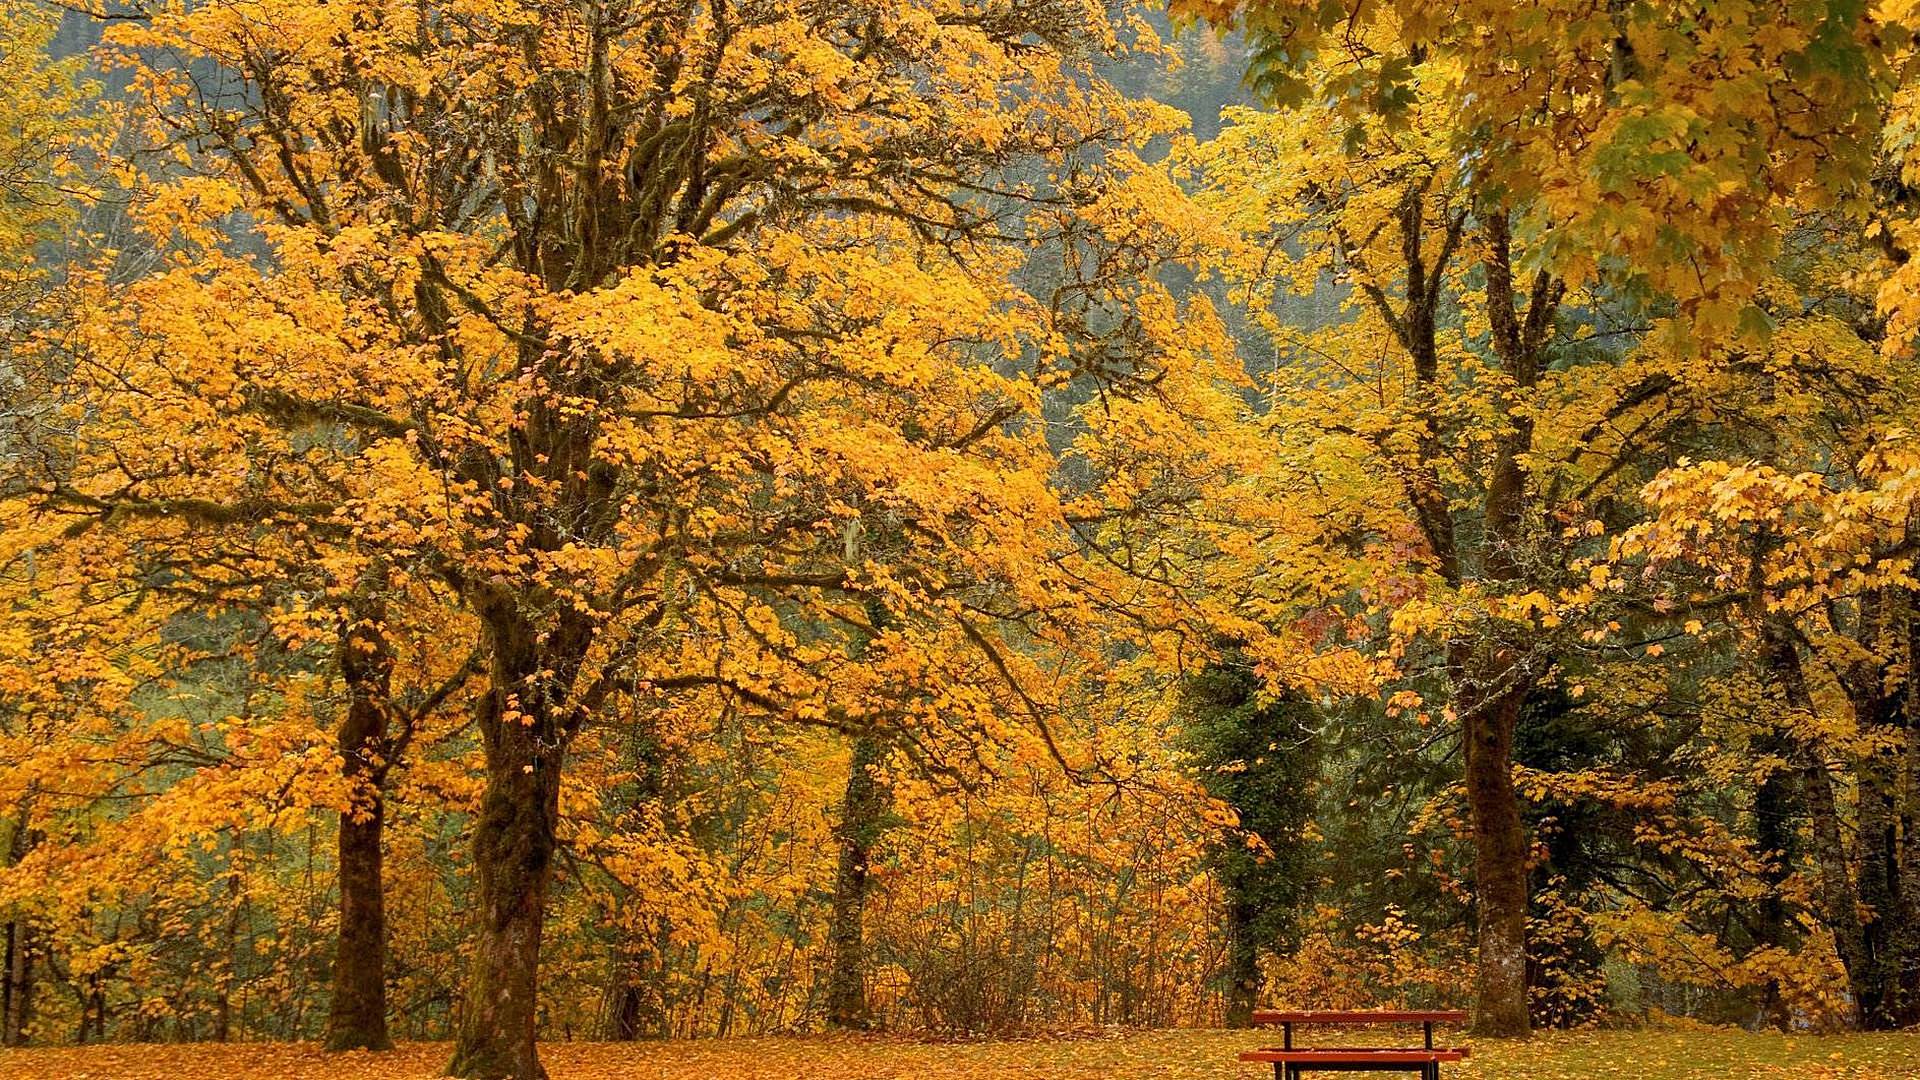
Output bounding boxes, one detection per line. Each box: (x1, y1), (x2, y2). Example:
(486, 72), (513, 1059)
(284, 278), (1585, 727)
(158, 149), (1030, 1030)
(448, 602), (594, 1080)
(823, 734), (890, 1030)
(328, 596), (398, 1052)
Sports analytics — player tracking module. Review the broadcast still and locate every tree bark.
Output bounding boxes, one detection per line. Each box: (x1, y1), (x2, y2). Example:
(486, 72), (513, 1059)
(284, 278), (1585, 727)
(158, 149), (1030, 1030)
(1848, 588), (1920, 1029)
(1462, 669), (1532, 1037)
(1459, 207), (1558, 1040)
(1854, 719), (1912, 1029)
(1, 915), (31, 1047)
(1846, 594), (1901, 1028)
(598, 926), (669, 1041)
(1899, 644), (1920, 1027)
(1751, 732), (1797, 1031)
(446, 730), (562, 1078)
(328, 601), (397, 1051)
(1801, 748), (1867, 1023)
(1900, 721), (1920, 1026)
(1, 798), (36, 1047)
(1758, 605), (1867, 1026)
(823, 734), (889, 1030)
(447, 616), (570, 1080)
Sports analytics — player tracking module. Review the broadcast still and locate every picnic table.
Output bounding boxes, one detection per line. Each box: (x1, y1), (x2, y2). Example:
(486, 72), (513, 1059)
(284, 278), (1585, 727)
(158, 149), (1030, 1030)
(1238, 1009), (1470, 1080)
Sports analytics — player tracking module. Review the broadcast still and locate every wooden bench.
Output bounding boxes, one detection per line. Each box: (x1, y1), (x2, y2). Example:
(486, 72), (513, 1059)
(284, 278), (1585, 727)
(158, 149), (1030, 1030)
(1238, 1010), (1470, 1080)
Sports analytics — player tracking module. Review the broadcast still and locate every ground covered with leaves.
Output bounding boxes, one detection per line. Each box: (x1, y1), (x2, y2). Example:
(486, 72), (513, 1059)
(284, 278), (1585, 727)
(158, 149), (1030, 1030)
(3, 1029), (1917, 1080)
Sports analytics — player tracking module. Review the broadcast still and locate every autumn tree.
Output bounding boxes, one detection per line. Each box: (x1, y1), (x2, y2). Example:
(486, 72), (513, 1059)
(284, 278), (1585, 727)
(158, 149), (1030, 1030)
(1189, 73), (1586, 1036)
(1179, 0), (1910, 1035)
(10, 227), (480, 1051)
(25, 0), (1242, 1073)
(319, 581), (477, 1051)
(1618, 301), (1920, 1025)
(0, 0), (96, 1046)
(0, 476), (480, 1043)
(1599, 51), (1920, 1019)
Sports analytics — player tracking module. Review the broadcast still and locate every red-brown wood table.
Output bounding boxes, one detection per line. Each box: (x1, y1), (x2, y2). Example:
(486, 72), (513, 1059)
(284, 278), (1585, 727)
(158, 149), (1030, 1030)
(1238, 1010), (1471, 1080)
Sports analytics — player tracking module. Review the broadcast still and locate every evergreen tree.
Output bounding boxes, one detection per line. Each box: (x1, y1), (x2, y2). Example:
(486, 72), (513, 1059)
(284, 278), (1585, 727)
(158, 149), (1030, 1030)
(1182, 656), (1319, 1026)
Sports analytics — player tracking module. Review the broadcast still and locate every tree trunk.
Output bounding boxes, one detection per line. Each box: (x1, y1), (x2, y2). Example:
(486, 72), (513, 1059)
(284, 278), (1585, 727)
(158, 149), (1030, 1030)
(1860, 593), (1920, 1028)
(213, 869), (241, 1043)
(1886, 595), (1920, 1027)
(598, 931), (667, 1041)
(1899, 662), (1920, 1027)
(598, 726), (670, 1043)
(1854, 738), (1904, 1030)
(822, 734), (889, 1030)
(1463, 670), (1531, 1038)
(2, 916), (31, 1046)
(328, 602), (396, 1052)
(1846, 594), (1904, 1029)
(446, 737), (561, 1078)
(1801, 750), (1867, 1024)
(1222, 894), (1260, 1028)
(601, 954), (645, 1042)
(1759, 610), (1867, 1025)
(1462, 211), (1557, 1039)
(448, 630), (566, 1080)
(329, 796), (392, 1050)
(76, 968), (106, 1044)
(1751, 734), (1797, 1031)
(1, 799), (36, 1047)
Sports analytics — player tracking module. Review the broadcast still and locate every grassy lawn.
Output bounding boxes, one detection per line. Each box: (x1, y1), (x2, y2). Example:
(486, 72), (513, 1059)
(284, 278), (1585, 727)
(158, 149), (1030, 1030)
(1, 1028), (1915, 1079)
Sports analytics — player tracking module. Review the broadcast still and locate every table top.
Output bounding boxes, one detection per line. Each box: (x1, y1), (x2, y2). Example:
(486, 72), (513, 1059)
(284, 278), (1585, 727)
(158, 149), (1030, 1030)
(1251, 1009), (1470, 1025)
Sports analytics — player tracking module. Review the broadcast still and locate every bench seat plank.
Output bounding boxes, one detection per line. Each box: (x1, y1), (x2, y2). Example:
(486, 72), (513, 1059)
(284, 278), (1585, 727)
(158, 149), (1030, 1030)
(1252, 1010), (1468, 1025)
(1239, 1049), (1468, 1064)
(1241, 1048), (1471, 1056)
